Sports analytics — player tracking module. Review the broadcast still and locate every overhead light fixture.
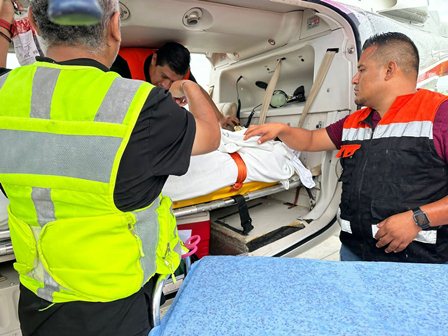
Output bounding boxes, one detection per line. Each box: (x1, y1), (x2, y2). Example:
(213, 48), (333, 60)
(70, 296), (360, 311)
(182, 7), (213, 31)
(183, 7), (203, 27)
(119, 2), (130, 21)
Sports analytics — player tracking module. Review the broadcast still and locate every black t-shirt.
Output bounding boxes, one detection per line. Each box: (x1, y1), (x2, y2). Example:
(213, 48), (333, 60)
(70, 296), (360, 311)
(110, 53), (197, 83)
(0, 58), (196, 211)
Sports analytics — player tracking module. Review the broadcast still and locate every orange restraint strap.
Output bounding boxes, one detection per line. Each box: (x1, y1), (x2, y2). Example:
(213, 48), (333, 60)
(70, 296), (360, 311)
(229, 152), (247, 191)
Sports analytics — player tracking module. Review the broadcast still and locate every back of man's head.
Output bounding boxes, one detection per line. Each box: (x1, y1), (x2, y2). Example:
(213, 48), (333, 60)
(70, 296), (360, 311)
(156, 42), (191, 76)
(362, 32), (419, 79)
(31, 0), (119, 51)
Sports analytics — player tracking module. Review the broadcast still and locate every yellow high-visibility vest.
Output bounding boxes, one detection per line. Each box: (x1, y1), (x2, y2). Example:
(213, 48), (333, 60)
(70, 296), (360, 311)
(0, 62), (183, 303)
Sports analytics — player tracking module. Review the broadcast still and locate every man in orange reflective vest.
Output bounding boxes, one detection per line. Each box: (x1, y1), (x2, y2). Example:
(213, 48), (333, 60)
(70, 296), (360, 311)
(111, 42), (239, 128)
(244, 32), (448, 264)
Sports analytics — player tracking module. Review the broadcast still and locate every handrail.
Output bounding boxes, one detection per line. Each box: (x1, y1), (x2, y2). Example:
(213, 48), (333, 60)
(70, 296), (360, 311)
(0, 241), (13, 256)
(0, 229), (10, 240)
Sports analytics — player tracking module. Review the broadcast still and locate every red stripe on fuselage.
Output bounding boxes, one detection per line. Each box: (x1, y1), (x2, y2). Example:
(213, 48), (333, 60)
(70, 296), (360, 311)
(418, 60), (448, 83)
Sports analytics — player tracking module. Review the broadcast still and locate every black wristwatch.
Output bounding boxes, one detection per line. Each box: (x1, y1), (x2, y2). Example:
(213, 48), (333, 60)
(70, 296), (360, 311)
(412, 207), (431, 230)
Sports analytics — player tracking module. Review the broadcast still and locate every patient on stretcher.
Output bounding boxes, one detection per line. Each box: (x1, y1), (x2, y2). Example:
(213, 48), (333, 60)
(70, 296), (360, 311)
(162, 128), (315, 204)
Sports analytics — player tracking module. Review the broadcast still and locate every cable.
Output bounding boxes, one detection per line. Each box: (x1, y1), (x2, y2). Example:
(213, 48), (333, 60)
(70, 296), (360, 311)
(235, 76), (243, 119)
(244, 103), (262, 128)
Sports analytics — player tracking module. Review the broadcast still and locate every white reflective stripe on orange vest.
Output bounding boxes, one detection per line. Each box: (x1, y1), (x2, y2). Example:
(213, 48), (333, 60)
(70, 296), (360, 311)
(373, 121), (433, 140)
(341, 127), (372, 142)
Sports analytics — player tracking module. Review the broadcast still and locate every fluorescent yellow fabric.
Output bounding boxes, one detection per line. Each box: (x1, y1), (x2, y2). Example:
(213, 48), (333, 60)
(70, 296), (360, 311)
(0, 62), (182, 302)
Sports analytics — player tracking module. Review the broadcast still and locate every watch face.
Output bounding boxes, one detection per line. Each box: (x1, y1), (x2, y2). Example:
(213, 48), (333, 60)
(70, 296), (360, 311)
(413, 209), (430, 229)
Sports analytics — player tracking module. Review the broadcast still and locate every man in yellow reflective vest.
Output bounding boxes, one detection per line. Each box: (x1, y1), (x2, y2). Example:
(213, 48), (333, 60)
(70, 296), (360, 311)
(0, 0), (221, 335)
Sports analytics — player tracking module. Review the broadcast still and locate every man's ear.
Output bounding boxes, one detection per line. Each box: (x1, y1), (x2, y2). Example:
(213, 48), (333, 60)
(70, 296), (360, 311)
(384, 61), (397, 81)
(109, 11), (121, 44)
(28, 7), (40, 35)
(151, 53), (157, 66)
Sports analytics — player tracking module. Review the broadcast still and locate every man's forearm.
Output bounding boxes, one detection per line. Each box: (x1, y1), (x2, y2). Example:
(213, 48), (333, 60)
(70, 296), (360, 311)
(0, 0), (13, 68)
(198, 84), (223, 125)
(181, 80), (221, 154)
(279, 127), (336, 152)
(421, 196), (448, 227)
(0, 27), (10, 67)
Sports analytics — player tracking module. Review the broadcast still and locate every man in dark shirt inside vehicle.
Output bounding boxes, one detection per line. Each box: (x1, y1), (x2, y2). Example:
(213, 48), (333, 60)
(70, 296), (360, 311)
(111, 41), (239, 129)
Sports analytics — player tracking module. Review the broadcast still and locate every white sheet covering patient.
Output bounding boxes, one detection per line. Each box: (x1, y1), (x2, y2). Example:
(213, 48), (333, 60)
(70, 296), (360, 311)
(162, 129), (315, 201)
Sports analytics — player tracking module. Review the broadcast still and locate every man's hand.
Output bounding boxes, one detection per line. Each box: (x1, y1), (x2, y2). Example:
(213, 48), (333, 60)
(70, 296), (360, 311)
(244, 123), (287, 144)
(374, 210), (421, 253)
(220, 115), (239, 130)
(169, 80), (190, 106)
(174, 96), (187, 107)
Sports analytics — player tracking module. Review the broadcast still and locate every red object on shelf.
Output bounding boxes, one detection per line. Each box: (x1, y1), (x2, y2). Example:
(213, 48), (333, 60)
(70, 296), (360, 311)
(177, 212), (210, 259)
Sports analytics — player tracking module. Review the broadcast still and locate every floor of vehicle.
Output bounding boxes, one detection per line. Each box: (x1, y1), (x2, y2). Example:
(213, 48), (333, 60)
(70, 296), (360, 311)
(294, 228), (341, 261)
(210, 196), (311, 256)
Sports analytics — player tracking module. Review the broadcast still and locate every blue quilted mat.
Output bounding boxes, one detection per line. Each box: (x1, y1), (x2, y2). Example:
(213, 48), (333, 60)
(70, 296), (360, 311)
(150, 256), (448, 336)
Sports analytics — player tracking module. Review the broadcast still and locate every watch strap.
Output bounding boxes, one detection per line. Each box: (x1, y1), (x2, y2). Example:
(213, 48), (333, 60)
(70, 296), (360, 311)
(412, 207), (431, 230)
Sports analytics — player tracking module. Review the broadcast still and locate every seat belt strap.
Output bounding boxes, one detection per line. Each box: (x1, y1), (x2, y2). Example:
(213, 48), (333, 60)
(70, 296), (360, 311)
(229, 152), (247, 191)
(231, 195), (254, 235)
(258, 58), (284, 125)
(298, 49), (337, 127)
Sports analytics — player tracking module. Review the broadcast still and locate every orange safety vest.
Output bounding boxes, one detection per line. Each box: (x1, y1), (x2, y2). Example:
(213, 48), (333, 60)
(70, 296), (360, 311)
(118, 48), (155, 81)
(118, 48), (191, 82)
(337, 89), (448, 263)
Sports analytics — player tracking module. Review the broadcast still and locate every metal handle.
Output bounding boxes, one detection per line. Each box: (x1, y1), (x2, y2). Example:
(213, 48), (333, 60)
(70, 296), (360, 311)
(151, 274), (168, 327)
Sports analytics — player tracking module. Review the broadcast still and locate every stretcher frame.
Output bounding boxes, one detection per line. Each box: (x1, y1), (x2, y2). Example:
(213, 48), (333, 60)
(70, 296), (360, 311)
(173, 179), (301, 217)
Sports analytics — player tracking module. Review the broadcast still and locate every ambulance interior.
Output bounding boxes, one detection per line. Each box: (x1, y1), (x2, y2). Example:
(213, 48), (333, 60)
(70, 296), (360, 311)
(118, 0), (360, 258)
(0, 0), (359, 267)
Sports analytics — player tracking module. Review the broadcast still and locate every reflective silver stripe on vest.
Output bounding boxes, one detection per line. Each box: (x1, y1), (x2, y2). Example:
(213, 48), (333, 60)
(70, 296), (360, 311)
(0, 130), (121, 182)
(373, 121), (433, 140)
(133, 198), (160, 283)
(371, 225), (436, 244)
(31, 67), (61, 119)
(32, 188), (61, 300)
(37, 269), (60, 302)
(95, 78), (143, 123)
(30, 226), (61, 302)
(342, 127), (372, 142)
(32, 188), (56, 226)
(0, 72), (9, 89)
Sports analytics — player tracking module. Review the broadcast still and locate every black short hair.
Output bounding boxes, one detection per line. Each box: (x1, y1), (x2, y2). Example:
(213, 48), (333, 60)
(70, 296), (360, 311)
(156, 42), (191, 76)
(362, 32), (419, 76)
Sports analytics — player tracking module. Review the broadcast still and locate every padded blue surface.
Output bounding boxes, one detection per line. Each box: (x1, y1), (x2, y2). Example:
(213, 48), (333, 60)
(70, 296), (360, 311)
(150, 256), (448, 336)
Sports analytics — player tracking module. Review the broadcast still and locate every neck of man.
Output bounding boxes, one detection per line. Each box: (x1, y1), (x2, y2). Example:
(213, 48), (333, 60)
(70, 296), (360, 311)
(46, 45), (110, 68)
(374, 85), (417, 117)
